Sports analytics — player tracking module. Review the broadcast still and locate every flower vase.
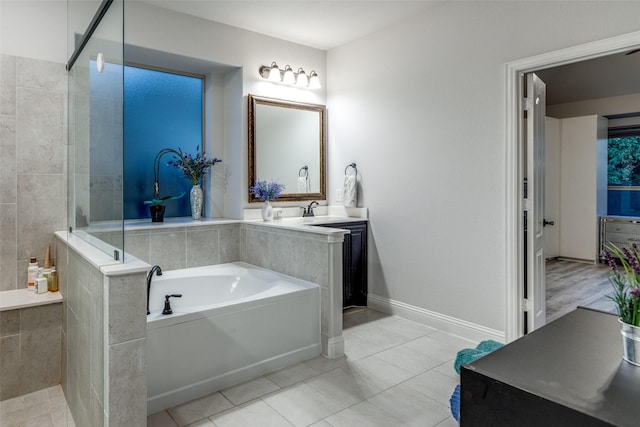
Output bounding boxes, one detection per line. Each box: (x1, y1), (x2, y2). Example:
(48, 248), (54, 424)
(149, 205), (165, 223)
(190, 184), (203, 220)
(620, 319), (640, 366)
(261, 200), (273, 221)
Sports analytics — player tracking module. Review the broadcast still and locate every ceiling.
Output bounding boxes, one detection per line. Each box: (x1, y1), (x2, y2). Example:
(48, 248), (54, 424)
(139, 0), (442, 50)
(536, 50), (640, 106)
(139, 1), (640, 105)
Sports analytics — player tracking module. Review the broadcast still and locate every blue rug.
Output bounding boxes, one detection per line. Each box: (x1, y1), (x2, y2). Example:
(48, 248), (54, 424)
(450, 340), (504, 423)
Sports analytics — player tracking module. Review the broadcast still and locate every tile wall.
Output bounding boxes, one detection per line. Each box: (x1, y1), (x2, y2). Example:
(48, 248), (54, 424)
(121, 223), (240, 270)
(0, 54), (67, 291)
(118, 221), (345, 358)
(0, 303), (62, 400)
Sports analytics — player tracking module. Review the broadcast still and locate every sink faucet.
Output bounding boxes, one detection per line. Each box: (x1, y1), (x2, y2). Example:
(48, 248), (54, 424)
(147, 265), (163, 315)
(303, 201), (319, 217)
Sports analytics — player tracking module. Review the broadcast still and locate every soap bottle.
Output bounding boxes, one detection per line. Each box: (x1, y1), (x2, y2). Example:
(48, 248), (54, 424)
(36, 271), (48, 294)
(42, 245), (52, 278)
(48, 269), (58, 292)
(27, 257), (38, 291)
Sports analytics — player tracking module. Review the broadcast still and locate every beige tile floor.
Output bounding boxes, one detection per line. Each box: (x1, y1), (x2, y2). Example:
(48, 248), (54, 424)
(148, 308), (471, 427)
(0, 385), (74, 427)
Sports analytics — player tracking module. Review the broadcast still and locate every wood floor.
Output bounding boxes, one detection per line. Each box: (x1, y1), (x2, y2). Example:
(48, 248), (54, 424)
(545, 259), (617, 323)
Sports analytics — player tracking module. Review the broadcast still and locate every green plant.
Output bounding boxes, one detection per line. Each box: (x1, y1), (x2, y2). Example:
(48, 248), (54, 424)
(605, 244), (640, 326)
(143, 192), (185, 206)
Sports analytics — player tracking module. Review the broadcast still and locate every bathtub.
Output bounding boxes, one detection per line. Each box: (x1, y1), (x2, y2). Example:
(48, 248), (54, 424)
(146, 262), (320, 414)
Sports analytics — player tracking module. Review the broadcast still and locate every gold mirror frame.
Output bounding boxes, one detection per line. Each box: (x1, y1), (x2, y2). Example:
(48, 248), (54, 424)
(248, 94), (326, 202)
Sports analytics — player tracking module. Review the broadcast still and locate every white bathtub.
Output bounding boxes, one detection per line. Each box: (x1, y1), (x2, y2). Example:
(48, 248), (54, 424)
(146, 262), (321, 414)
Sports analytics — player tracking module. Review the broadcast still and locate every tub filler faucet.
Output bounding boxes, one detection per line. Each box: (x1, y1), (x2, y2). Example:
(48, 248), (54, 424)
(147, 265), (163, 315)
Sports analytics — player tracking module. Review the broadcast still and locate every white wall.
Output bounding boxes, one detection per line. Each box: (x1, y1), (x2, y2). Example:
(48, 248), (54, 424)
(0, 0), (67, 63)
(327, 1), (640, 334)
(559, 116), (607, 262)
(545, 117), (561, 259)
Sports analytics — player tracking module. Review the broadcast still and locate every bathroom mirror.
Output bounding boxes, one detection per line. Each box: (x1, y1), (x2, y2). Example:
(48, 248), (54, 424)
(248, 94), (326, 202)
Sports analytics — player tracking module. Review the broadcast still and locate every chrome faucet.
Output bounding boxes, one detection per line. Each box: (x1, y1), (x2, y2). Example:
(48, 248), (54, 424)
(147, 265), (163, 315)
(302, 201), (319, 217)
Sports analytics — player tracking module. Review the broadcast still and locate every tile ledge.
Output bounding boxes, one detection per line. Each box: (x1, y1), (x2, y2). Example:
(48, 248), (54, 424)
(0, 289), (62, 312)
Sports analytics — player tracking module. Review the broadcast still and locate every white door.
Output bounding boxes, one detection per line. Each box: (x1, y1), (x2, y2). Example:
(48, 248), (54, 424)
(525, 73), (546, 332)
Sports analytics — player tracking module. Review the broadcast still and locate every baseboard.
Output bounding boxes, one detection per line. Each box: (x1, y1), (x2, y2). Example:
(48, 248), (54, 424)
(557, 256), (597, 265)
(367, 294), (505, 343)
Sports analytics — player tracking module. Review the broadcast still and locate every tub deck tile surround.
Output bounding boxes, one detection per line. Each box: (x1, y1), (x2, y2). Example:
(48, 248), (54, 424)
(119, 213), (364, 359)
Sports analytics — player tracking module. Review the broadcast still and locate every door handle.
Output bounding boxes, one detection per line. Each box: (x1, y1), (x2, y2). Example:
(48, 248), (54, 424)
(543, 219), (555, 227)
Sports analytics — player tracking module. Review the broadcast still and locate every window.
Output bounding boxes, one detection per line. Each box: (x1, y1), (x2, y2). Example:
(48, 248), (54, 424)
(123, 65), (203, 219)
(608, 127), (640, 216)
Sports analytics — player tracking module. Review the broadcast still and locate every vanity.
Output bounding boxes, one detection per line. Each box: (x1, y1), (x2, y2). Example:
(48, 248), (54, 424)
(319, 221), (368, 307)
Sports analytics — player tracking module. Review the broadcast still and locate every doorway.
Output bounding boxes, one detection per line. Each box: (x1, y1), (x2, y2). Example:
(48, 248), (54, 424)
(505, 31), (640, 342)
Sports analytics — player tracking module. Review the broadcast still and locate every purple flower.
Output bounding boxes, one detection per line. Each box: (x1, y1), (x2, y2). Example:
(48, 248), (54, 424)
(167, 146), (222, 186)
(250, 180), (285, 202)
(604, 251), (617, 271)
(622, 247), (640, 276)
(631, 288), (640, 298)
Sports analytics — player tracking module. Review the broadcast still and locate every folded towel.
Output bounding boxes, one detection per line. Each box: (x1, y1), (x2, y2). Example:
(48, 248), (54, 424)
(297, 176), (308, 193)
(342, 175), (357, 207)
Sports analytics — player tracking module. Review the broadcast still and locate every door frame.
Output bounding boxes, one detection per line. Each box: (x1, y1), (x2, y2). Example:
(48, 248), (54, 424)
(505, 30), (640, 343)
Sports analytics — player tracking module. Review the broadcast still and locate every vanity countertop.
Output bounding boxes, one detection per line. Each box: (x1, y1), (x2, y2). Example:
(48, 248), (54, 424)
(246, 215), (367, 234)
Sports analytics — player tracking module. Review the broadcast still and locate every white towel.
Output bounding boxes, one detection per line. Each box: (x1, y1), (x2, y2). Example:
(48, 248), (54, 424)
(342, 174), (357, 207)
(297, 176), (308, 193)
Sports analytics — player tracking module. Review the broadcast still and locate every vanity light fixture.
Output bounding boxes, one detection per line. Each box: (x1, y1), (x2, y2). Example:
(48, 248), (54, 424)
(258, 62), (321, 89)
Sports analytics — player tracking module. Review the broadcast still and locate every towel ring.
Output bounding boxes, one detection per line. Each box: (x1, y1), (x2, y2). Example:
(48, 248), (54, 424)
(299, 166), (309, 177)
(345, 163), (357, 177)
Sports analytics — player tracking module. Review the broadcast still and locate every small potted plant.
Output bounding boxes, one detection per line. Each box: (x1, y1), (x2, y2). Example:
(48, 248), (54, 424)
(143, 193), (184, 222)
(604, 244), (640, 366)
(167, 146), (222, 220)
(250, 180), (285, 221)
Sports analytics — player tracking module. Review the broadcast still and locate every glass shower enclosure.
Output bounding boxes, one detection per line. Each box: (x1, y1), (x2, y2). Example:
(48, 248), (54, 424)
(67, 0), (124, 261)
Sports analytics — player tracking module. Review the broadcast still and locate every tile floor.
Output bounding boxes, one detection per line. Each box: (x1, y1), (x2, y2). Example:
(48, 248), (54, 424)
(0, 385), (74, 427)
(148, 308), (472, 427)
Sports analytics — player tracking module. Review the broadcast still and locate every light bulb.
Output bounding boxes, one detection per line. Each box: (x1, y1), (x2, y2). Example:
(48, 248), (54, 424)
(282, 65), (295, 84)
(308, 71), (321, 89)
(268, 62), (281, 82)
(296, 68), (308, 87)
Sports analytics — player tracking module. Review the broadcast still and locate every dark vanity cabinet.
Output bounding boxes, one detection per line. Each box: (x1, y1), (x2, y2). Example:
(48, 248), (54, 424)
(320, 221), (368, 308)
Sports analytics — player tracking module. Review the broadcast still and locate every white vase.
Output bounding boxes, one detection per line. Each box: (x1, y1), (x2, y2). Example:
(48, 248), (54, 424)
(261, 200), (273, 221)
(190, 184), (203, 220)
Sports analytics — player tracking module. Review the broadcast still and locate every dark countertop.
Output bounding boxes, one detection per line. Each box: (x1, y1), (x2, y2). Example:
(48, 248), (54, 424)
(462, 308), (640, 427)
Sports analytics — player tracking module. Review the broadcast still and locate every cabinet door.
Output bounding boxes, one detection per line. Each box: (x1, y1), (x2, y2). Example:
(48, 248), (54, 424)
(345, 223), (367, 307)
(321, 222), (368, 307)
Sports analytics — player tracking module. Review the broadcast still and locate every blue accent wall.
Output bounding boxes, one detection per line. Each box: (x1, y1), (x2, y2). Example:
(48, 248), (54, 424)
(123, 66), (203, 219)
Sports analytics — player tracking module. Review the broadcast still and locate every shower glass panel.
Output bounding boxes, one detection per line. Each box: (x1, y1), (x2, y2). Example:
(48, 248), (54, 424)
(67, 0), (124, 261)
